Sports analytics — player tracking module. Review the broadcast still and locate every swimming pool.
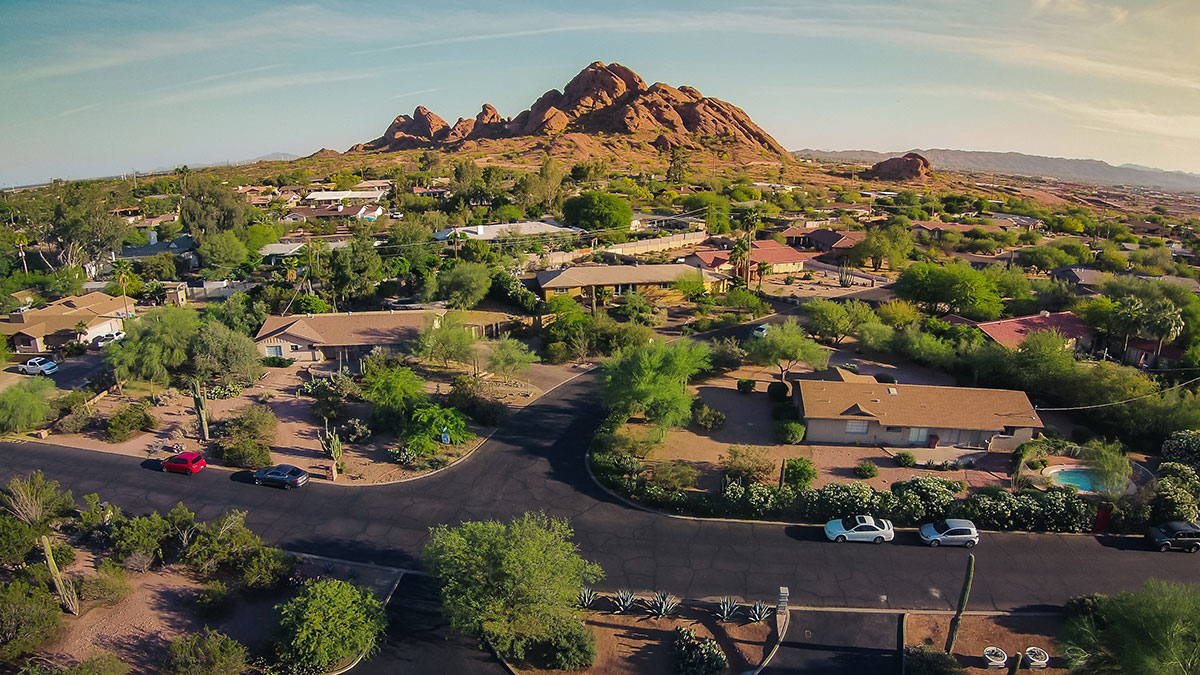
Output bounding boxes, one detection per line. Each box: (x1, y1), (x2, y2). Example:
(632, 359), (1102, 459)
(1048, 467), (1101, 492)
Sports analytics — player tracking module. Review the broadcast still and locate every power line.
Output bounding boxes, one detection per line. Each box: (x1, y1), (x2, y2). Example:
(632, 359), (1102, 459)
(1034, 374), (1200, 411)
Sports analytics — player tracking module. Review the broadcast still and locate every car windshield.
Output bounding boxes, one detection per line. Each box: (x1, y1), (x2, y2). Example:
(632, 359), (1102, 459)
(932, 520), (950, 534)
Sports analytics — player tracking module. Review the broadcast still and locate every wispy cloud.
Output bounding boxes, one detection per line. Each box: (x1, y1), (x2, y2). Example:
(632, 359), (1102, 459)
(390, 88), (444, 100)
(147, 70), (381, 106)
(1032, 94), (1200, 142)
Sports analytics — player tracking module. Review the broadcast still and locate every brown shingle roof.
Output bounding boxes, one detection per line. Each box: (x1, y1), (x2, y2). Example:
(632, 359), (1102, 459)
(254, 310), (446, 347)
(0, 292), (129, 339)
(536, 264), (727, 290)
(797, 379), (1042, 431)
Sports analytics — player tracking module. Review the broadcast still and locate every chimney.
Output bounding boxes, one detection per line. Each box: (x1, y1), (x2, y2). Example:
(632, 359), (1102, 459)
(148, 229), (158, 246)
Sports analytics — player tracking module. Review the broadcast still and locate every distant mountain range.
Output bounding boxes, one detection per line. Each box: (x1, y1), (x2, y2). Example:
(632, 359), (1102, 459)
(792, 148), (1200, 192)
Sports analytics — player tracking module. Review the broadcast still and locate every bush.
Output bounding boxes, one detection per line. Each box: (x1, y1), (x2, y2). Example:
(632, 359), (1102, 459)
(105, 403), (157, 443)
(19, 656), (130, 675)
(0, 580), (62, 661)
(719, 445), (774, 485)
(770, 403), (801, 421)
(775, 421), (806, 444)
(0, 378), (54, 433)
(0, 514), (36, 565)
(80, 559), (129, 606)
(736, 378), (756, 394)
(216, 436), (271, 470)
(51, 542), (75, 569)
(543, 620), (595, 671)
(690, 403), (726, 431)
(855, 461), (879, 479)
(904, 646), (964, 675)
(783, 457), (817, 489)
(766, 381), (790, 402)
(340, 418), (372, 444)
(647, 461), (699, 492)
(894, 451), (916, 468)
(205, 384), (243, 400)
(873, 373), (897, 384)
(1162, 429), (1200, 473)
(543, 341), (571, 365)
(261, 356), (295, 368)
(708, 337), (745, 371)
(109, 513), (170, 563)
(238, 547), (293, 591)
(672, 626), (727, 675)
(275, 579), (387, 673)
(194, 580), (233, 617)
(54, 411), (94, 434)
(165, 628), (248, 675)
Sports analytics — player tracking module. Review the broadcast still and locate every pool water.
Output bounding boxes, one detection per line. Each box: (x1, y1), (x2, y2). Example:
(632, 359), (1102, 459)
(1049, 468), (1100, 492)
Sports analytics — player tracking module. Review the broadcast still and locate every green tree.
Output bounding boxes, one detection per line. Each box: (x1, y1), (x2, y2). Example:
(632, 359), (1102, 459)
(895, 262), (1003, 320)
(201, 291), (267, 336)
(601, 341), (711, 427)
(0, 378), (54, 433)
(423, 512), (603, 660)
(400, 404), (475, 456)
(360, 364), (427, 432)
(875, 300), (921, 328)
(415, 314), (478, 367)
(164, 628), (247, 675)
(666, 147), (690, 183)
(192, 321), (263, 387)
(1060, 580), (1200, 675)
(196, 231), (247, 277)
(275, 579), (387, 674)
(681, 192), (731, 233)
(561, 192), (633, 236)
(138, 251), (180, 281)
(673, 270), (709, 302)
(849, 224), (913, 271)
(436, 262), (491, 310)
(802, 299), (877, 344)
(747, 318), (830, 379)
(0, 580), (62, 661)
(1145, 297), (1184, 358)
(329, 233), (383, 305)
(487, 336), (540, 384)
(179, 179), (251, 238)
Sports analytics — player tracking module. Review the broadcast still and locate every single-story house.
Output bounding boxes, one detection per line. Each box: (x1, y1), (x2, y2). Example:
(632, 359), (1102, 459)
(109, 207), (143, 224)
(301, 190), (386, 205)
(1050, 266), (1110, 295)
(912, 221), (1003, 238)
(0, 292), (132, 353)
(282, 205), (384, 222)
(254, 309), (446, 363)
(258, 242), (307, 265)
(117, 233), (194, 261)
(686, 240), (814, 275)
(969, 311), (1095, 351)
(1124, 337), (1184, 368)
(433, 220), (582, 241)
(1136, 273), (1200, 295)
(412, 186), (452, 199)
(801, 228), (867, 255)
(535, 264), (729, 301)
(354, 179), (392, 191)
(985, 213), (1043, 230)
(796, 368), (1043, 451)
(630, 211), (703, 231)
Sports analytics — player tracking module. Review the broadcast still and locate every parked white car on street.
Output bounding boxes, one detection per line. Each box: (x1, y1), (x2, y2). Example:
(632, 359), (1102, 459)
(918, 519), (980, 548)
(17, 357), (58, 376)
(751, 324), (769, 339)
(824, 515), (895, 544)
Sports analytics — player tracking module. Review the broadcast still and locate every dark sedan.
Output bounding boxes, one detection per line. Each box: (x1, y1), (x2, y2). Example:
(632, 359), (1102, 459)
(252, 464), (309, 490)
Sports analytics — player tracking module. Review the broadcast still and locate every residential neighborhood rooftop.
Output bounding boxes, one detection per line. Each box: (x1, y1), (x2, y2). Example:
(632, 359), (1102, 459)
(536, 264), (726, 289)
(254, 309), (446, 348)
(971, 311), (1092, 349)
(433, 221), (582, 241)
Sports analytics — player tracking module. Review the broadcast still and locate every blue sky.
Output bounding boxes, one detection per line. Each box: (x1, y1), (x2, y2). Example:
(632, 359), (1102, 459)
(2, 0), (1198, 186)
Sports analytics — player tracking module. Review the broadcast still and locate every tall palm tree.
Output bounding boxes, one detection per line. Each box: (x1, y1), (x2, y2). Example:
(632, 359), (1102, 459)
(1111, 296), (1144, 362)
(756, 262), (772, 290)
(111, 260), (134, 318)
(729, 239), (750, 285)
(1146, 298), (1184, 359)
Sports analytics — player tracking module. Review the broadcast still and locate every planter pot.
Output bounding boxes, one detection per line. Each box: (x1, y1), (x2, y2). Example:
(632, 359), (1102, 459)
(983, 646), (1007, 668)
(1024, 646), (1049, 669)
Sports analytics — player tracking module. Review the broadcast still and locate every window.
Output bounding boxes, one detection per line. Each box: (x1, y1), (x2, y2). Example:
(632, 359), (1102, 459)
(290, 344), (301, 352)
(846, 420), (869, 434)
(614, 283), (636, 296)
(658, 283), (670, 289)
(266, 345), (282, 357)
(908, 427), (929, 443)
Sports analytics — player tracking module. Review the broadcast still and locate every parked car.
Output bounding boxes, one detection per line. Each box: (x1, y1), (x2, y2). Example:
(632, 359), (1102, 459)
(253, 464), (309, 490)
(824, 515), (895, 544)
(751, 324), (770, 339)
(17, 357), (58, 375)
(1147, 521), (1200, 553)
(95, 331), (126, 348)
(161, 452), (207, 475)
(918, 519), (979, 548)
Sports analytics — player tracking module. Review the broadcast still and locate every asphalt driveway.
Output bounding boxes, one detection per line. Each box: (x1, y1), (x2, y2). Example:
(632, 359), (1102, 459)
(765, 611), (900, 674)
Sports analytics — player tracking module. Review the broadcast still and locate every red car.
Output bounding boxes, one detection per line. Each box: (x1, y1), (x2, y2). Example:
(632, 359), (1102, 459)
(161, 452), (206, 475)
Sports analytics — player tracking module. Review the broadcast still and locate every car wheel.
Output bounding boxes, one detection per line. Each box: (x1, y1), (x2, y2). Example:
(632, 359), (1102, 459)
(254, 478), (262, 486)
(1159, 542), (1172, 552)
(160, 464), (167, 472)
(928, 539), (940, 548)
(835, 535), (846, 543)
(873, 536), (884, 545)
(283, 483), (293, 491)
(964, 540), (976, 549)
(1190, 544), (1200, 554)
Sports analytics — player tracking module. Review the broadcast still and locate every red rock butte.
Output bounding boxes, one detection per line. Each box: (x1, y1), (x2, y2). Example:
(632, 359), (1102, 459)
(349, 61), (786, 156)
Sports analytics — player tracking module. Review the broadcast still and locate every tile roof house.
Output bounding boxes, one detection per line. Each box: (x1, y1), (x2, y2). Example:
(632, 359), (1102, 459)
(254, 309), (446, 363)
(281, 205), (384, 222)
(796, 368), (1043, 451)
(0, 292), (132, 353)
(686, 240), (815, 274)
(433, 221), (582, 241)
(970, 311), (1095, 350)
(912, 221), (1003, 237)
(535, 264), (729, 301)
(802, 229), (868, 254)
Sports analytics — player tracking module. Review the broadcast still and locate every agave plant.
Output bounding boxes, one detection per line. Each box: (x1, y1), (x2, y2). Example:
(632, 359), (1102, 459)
(748, 600), (772, 623)
(614, 589), (637, 614)
(577, 587), (598, 610)
(650, 591), (680, 617)
(715, 596), (739, 621)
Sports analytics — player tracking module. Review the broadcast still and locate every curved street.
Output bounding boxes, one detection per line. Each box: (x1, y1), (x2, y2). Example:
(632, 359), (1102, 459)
(0, 371), (1194, 612)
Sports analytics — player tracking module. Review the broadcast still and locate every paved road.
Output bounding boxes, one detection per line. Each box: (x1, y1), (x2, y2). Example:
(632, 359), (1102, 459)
(0, 371), (1196, 611)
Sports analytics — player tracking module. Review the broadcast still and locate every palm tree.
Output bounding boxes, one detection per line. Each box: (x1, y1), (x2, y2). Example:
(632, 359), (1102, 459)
(1146, 298), (1184, 359)
(73, 321), (89, 344)
(281, 257), (299, 283)
(729, 239), (750, 285)
(1112, 296), (1144, 362)
(111, 260), (134, 318)
(756, 262), (772, 290)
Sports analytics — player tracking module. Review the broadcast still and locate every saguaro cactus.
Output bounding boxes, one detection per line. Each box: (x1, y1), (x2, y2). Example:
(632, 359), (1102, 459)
(41, 536), (78, 614)
(191, 381), (209, 441)
(945, 553), (975, 654)
(320, 421), (343, 477)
